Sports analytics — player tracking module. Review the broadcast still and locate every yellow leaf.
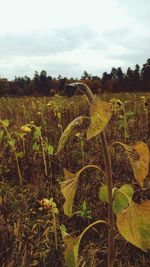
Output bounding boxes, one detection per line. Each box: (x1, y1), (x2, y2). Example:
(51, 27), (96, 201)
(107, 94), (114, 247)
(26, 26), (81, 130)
(61, 165), (102, 217)
(87, 98), (112, 140)
(113, 141), (149, 187)
(61, 220), (107, 267)
(117, 200), (150, 251)
(57, 116), (86, 154)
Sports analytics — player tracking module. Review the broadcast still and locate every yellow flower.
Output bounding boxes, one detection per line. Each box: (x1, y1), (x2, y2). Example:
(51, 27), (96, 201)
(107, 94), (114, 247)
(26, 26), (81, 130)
(38, 198), (52, 210)
(20, 125), (31, 133)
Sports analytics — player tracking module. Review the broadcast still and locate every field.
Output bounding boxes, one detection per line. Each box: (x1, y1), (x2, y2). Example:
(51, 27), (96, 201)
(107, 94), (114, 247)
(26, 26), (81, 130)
(0, 92), (150, 267)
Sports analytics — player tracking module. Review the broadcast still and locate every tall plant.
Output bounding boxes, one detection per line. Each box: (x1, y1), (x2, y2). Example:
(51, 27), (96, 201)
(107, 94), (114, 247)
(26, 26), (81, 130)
(57, 83), (150, 267)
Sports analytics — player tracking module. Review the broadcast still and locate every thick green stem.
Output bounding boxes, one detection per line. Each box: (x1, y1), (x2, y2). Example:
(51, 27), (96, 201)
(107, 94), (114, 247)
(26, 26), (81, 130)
(74, 82), (115, 267)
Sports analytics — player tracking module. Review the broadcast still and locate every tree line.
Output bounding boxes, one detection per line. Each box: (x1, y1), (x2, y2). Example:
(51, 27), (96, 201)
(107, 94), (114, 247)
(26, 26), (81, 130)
(0, 59), (150, 96)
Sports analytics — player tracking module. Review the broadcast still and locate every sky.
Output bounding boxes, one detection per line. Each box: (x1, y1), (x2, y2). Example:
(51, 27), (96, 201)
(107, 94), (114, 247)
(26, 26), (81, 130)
(0, 0), (150, 80)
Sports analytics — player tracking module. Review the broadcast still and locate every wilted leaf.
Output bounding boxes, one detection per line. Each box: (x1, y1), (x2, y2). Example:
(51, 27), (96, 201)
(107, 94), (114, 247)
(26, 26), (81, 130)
(126, 142), (149, 187)
(87, 98), (112, 140)
(61, 165), (101, 217)
(63, 233), (80, 267)
(113, 141), (149, 187)
(57, 116), (86, 154)
(61, 220), (107, 267)
(117, 200), (150, 251)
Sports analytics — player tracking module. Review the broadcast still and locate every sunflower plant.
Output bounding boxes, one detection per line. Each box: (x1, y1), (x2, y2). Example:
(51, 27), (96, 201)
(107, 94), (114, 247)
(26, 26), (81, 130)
(57, 82), (150, 267)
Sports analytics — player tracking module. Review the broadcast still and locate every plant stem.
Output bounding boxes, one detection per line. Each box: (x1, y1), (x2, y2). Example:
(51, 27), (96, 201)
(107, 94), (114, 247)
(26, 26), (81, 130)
(1, 123), (23, 185)
(41, 137), (48, 176)
(100, 132), (115, 267)
(75, 82), (115, 267)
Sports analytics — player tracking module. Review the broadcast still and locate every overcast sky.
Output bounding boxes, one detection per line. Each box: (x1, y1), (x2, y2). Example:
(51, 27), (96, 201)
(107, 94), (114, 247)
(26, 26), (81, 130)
(0, 0), (150, 80)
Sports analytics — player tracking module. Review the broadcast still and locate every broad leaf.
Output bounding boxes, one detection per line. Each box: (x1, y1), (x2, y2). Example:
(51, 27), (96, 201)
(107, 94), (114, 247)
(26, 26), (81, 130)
(126, 142), (149, 187)
(117, 200), (150, 251)
(87, 98), (112, 140)
(119, 184), (134, 199)
(63, 233), (80, 267)
(61, 165), (101, 217)
(57, 116), (87, 154)
(113, 142), (149, 187)
(61, 220), (107, 267)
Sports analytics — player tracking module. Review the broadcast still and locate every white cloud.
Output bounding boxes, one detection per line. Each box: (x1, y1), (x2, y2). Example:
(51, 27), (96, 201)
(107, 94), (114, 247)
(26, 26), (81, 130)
(0, 0), (150, 79)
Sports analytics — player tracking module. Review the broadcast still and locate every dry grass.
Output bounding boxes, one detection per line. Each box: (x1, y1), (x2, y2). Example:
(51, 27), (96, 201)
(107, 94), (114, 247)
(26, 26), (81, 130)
(0, 93), (150, 266)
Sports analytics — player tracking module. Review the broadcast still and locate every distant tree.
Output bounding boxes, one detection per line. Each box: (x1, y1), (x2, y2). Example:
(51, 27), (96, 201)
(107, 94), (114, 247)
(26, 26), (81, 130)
(133, 64), (141, 91)
(141, 59), (150, 91)
(0, 78), (9, 95)
(81, 70), (91, 80)
(110, 67), (117, 80)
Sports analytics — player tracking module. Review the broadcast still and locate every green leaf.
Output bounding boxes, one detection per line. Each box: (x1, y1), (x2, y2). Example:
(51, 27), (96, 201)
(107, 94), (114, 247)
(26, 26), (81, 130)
(61, 165), (101, 217)
(1, 119), (9, 128)
(120, 184), (134, 199)
(113, 184), (133, 215)
(99, 185), (108, 202)
(33, 127), (41, 139)
(32, 141), (40, 151)
(57, 116), (86, 154)
(46, 144), (54, 155)
(125, 111), (134, 118)
(8, 139), (15, 147)
(113, 192), (129, 216)
(17, 152), (24, 158)
(87, 98), (112, 140)
(117, 200), (150, 251)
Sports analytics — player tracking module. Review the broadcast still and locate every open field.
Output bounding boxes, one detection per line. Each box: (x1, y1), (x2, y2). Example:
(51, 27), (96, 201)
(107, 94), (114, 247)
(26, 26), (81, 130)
(0, 93), (150, 267)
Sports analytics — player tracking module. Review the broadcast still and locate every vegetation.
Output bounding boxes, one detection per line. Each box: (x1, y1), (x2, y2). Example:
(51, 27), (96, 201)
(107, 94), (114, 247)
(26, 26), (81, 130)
(0, 89), (150, 266)
(0, 59), (150, 96)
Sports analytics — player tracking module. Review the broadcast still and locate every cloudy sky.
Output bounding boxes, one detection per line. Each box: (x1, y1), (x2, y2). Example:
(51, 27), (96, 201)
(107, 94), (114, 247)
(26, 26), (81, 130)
(0, 0), (150, 80)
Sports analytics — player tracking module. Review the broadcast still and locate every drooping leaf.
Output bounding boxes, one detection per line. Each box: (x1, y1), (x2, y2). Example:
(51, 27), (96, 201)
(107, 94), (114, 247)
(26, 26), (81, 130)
(117, 200), (150, 251)
(61, 220), (107, 267)
(57, 116), (87, 154)
(99, 184), (108, 202)
(126, 142), (149, 187)
(63, 233), (80, 267)
(61, 165), (101, 217)
(113, 142), (149, 187)
(87, 98), (112, 140)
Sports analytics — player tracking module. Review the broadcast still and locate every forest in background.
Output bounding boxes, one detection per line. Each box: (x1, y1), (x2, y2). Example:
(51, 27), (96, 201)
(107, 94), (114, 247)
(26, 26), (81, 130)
(0, 58), (150, 96)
